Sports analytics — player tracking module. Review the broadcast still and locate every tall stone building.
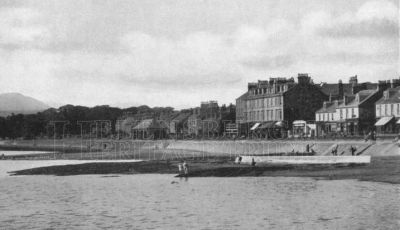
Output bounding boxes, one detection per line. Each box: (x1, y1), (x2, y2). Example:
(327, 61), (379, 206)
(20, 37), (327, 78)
(236, 73), (328, 137)
(200, 101), (220, 120)
(375, 80), (400, 135)
(188, 102), (221, 137)
(235, 92), (248, 136)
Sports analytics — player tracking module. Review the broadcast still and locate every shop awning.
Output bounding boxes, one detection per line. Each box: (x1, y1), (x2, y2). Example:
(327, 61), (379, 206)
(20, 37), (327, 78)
(259, 121), (276, 129)
(293, 120), (306, 126)
(307, 124), (316, 130)
(275, 121), (284, 127)
(375, 117), (394, 126)
(250, 123), (260, 131)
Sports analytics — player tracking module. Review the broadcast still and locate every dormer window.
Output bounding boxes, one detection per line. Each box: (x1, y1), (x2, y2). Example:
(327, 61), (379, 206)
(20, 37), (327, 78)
(384, 91), (389, 100)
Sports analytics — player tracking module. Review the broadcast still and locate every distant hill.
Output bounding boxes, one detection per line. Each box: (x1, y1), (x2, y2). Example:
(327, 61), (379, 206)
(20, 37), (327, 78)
(0, 93), (50, 117)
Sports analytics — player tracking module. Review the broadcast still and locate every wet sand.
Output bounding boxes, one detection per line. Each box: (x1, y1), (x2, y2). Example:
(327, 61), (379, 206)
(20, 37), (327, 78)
(8, 156), (400, 184)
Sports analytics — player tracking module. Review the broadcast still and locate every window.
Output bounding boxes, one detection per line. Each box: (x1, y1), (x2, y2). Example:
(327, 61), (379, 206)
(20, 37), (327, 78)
(385, 104), (388, 116)
(376, 105), (380, 117)
(398, 104), (400, 115)
(391, 104), (394, 115)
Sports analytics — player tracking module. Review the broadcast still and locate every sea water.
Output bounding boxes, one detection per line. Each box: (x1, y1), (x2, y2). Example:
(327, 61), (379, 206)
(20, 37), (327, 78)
(0, 161), (399, 229)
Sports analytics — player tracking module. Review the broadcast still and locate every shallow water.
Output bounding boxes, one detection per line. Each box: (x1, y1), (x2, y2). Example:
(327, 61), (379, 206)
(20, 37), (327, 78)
(1, 172), (399, 229)
(0, 150), (55, 156)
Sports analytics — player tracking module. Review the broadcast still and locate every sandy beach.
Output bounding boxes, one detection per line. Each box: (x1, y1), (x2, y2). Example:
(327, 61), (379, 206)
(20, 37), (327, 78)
(2, 139), (399, 184)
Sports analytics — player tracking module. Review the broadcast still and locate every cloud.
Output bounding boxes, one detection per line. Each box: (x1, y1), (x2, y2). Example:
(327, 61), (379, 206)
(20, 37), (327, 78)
(317, 0), (399, 38)
(320, 18), (398, 38)
(356, 0), (398, 21)
(117, 31), (243, 86)
(0, 8), (50, 46)
(0, 1), (398, 108)
(241, 55), (294, 70)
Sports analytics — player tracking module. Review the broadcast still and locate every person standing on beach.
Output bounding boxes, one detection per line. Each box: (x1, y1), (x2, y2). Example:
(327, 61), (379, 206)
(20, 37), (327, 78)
(251, 158), (256, 167)
(331, 144), (338, 156)
(178, 163), (183, 175)
(183, 161), (189, 175)
(350, 145), (357, 156)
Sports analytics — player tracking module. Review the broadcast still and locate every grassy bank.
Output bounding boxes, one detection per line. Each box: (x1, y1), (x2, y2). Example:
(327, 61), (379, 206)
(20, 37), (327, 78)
(8, 156), (400, 184)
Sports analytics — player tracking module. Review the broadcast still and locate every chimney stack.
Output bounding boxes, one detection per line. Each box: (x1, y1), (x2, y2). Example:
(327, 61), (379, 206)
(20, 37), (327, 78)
(334, 100), (339, 107)
(349, 75), (358, 86)
(378, 80), (390, 91)
(343, 95), (351, 105)
(338, 80), (344, 98)
(297, 73), (311, 85)
(352, 82), (367, 95)
(390, 79), (400, 88)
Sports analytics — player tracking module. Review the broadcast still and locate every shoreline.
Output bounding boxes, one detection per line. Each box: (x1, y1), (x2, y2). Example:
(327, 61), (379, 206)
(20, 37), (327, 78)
(8, 155), (400, 184)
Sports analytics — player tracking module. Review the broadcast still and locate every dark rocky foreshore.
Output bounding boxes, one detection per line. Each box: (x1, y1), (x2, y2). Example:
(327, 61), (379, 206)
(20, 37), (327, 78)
(8, 156), (400, 184)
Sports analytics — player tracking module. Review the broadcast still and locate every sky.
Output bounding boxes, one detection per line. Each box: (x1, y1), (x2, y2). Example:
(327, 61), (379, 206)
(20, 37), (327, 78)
(0, 0), (398, 109)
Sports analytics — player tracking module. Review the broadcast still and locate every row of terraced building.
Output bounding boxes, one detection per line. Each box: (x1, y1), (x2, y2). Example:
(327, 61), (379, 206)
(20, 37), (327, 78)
(236, 74), (400, 138)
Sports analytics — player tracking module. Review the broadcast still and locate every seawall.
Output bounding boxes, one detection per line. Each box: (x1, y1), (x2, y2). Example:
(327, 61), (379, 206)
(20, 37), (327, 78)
(1, 139), (399, 157)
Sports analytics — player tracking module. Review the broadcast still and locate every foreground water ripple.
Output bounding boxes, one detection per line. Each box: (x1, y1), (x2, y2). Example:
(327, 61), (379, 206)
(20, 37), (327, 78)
(0, 161), (399, 229)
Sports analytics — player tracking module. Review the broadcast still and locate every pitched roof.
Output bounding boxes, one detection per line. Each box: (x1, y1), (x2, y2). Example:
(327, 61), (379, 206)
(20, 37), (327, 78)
(338, 89), (377, 108)
(132, 119), (168, 130)
(376, 87), (400, 104)
(318, 82), (377, 97)
(318, 83), (352, 96)
(188, 114), (201, 120)
(316, 102), (338, 113)
(236, 92), (248, 100)
(170, 113), (191, 123)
